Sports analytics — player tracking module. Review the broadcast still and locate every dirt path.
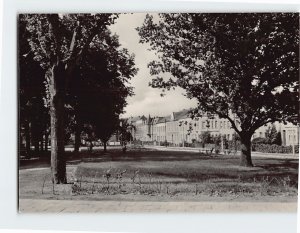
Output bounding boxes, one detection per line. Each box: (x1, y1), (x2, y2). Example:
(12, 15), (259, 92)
(19, 199), (297, 213)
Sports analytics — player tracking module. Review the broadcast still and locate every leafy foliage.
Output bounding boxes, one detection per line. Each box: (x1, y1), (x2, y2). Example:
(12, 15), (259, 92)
(19, 15), (50, 154)
(24, 14), (118, 69)
(19, 14), (137, 179)
(138, 13), (299, 136)
(69, 30), (137, 146)
(265, 125), (277, 143)
(138, 13), (299, 166)
(200, 131), (212, 144)
(118, 119), (136, 145)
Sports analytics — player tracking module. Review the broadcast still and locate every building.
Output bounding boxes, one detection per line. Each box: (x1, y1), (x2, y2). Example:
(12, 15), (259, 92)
(128, 115), (151, 142)
(127, 109), (298, 146)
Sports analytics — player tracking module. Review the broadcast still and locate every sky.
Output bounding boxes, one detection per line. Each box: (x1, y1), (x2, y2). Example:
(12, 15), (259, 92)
(109, 13), (197, 118)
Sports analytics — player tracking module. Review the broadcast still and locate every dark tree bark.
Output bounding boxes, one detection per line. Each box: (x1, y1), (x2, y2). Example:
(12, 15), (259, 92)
(33, 138), (39, 154)
(103, 141), (107, 153)
(24, 120), (31, 157)
(88, 140), (93, 152)
(74, 117), (82, 153)
(44, 132), (49, 151)
(50, 63), (67, 184)
(40, 139), (44, 152)
(239, 133), (253, 167)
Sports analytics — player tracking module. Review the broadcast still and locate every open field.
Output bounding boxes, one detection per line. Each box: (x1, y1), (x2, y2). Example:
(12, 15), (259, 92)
(19, 147), (298, 202)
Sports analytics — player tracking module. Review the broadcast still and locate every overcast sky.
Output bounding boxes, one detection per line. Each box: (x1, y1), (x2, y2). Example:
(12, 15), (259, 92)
(109, 13), (197, 118)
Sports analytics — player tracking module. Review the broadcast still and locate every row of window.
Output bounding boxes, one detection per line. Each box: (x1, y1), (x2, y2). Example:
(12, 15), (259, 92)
(152, 118), (235, 133)
(153, 132), (234, 143)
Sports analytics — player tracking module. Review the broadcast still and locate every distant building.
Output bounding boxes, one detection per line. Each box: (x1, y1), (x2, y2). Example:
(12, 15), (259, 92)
(128, 115), (150, 142)
(127, 109), (298, 146)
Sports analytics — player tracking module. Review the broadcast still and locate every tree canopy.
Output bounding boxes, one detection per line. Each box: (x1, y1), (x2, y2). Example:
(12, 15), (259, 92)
(138, 13), (299, 166)
(70, 30), (137, 151)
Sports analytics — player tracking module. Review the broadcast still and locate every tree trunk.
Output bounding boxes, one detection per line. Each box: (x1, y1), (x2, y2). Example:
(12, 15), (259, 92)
(31, 120), (40, 154)
(103, 141), (107, 153)
(74, 117), (82, 153)
(40, 136), (44, 152)
(89, 141), (93, 152)
(34, 138), (39, 154)
(44, 132), (49, 151)
(240, 133), (253, 167)
(50, 63), (67, 184)
(24, 120), (31, 157)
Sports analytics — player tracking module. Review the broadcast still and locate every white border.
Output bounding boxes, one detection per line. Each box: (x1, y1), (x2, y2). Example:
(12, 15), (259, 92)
(0, 0), (299, 233)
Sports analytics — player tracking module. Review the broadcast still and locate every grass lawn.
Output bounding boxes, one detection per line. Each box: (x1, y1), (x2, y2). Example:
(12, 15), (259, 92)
(19, 147), (298, 202)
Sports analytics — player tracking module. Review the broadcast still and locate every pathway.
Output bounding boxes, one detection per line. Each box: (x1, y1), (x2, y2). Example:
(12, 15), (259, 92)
(144, 145), (298, 159)
(19, 199), (297, 213)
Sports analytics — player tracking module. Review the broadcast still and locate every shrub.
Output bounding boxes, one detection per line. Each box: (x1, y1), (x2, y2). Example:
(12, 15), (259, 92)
(265, 124), (280, 144)
(160, 141), (168, 147)
(200, 131), (212, 144)
(193, 141), (203, 148)
(252, 137), (268, 144)
(228, 140), (241, 151)
(205, 143), (215, 149)
(212, 135), (221, 146)
(252, 143), (299, 154)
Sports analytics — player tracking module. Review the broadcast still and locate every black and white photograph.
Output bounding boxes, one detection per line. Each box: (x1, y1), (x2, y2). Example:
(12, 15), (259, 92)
(18, 13), (299, 213)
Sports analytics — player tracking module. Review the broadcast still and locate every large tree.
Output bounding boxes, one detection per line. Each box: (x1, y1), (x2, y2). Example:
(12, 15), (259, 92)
(22, 14), (118, 183)
(138, 13), (299, 166)
(69, 31), (137, 153)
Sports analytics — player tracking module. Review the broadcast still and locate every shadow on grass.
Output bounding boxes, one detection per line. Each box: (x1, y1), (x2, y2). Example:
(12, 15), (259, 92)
(19, 148), (298, 187)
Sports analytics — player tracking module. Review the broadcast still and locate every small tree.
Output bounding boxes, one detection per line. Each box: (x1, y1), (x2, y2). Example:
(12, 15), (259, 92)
(70, 32), (137, 153)
(265, 124), (278, 144)
(213, 135), (222, 147)
(118, 119), (135, 146)
(200, 131), (212, 146)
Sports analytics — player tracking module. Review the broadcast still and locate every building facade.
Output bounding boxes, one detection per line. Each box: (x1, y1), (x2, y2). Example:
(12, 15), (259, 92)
(127, 109), (298, 146)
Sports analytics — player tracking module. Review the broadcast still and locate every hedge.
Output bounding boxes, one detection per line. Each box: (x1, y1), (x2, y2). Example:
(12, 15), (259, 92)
(252, 143), (299, 154)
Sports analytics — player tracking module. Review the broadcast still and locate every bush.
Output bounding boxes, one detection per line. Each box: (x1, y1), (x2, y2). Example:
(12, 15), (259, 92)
(252, 137), (268, 144)
(205, 143), (215, 149)
(132, 140), (142, 145)
(160, 141), (176, 147)
(252, 143), (299, 154)
(192, 141), (203, 148)
(200, 131), (212, 144)
(228, 140), (241, 151)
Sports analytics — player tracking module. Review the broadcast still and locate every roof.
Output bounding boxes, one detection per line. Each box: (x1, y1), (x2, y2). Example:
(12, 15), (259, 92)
(154, 117), (165, 124)
(173, 109), (190, 121)
(127, 109), (190, 126)
(128, 115), (147, 123)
